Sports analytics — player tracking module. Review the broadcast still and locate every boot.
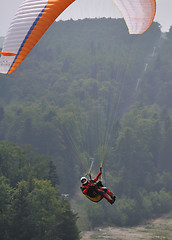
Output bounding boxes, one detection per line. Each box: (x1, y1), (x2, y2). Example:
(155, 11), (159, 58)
(109, 199), (115, 205)
(111, 195), (116, 203)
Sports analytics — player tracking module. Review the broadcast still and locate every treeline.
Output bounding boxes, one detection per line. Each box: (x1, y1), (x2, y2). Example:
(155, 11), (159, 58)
(0, 19), (172, 229)
(0, 142), (79, 240)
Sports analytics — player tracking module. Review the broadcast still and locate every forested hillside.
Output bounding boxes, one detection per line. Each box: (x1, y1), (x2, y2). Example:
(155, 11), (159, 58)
(0, 19), (172, 230)
(0, 142), (79, 240)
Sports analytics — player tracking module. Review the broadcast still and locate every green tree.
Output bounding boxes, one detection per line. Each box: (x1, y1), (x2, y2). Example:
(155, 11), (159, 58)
(0, 142), (50, 187)
(9, 180), (31, 240)
(0, 176), (12, 240)
(48, 160), (59, 187)
(26, 179), (79, 240)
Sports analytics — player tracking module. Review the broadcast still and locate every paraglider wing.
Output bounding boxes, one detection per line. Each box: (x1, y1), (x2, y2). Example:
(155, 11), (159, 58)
(0, 0), (156, 74)
(0, 0), (76, 74)
(113, 0), (156, 34)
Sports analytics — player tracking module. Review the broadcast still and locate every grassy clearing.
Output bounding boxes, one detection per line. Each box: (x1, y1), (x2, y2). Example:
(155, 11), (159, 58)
(81, 212), (172, 240)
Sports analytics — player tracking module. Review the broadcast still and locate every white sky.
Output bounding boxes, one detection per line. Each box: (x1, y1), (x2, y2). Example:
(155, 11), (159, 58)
(0, 0), (172, 36)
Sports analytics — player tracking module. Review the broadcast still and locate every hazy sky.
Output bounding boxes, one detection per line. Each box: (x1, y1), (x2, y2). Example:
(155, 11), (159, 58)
(0, 0), (172, 36)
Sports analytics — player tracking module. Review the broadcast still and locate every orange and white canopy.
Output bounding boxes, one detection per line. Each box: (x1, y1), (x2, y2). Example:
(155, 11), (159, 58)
(0, 0), (156, 74)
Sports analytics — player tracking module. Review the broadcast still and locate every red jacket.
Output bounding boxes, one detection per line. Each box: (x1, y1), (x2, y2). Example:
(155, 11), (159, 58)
(81, 172), (102, 195)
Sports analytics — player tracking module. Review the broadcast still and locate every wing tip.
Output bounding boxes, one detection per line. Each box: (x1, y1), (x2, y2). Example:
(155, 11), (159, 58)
(0, 52), (16, 56)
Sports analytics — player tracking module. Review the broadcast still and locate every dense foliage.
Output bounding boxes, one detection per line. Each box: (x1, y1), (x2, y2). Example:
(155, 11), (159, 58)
(0, 19), (172, 229)
(0, 142), (79, 239)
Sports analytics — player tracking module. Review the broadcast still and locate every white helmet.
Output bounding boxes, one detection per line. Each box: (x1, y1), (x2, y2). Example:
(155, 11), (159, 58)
(81, 177), (88, 184)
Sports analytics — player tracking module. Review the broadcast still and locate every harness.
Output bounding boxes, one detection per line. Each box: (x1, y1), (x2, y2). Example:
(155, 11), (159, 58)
(80, 181), (104, 203)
